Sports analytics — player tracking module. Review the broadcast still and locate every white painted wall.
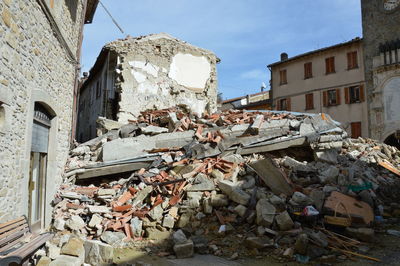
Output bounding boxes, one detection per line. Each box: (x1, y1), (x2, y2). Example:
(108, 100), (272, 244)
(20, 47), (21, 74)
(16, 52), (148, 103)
(168, 53), (211, 92)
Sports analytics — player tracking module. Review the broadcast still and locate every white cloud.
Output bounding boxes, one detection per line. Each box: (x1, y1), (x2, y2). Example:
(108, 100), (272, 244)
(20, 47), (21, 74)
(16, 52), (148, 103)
(240, 69), (266, 80)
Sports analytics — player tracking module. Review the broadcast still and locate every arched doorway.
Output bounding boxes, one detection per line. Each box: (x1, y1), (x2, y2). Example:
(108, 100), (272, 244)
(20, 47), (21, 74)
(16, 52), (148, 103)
(29, 103), (54, 232)
(384, 133), (400, 150)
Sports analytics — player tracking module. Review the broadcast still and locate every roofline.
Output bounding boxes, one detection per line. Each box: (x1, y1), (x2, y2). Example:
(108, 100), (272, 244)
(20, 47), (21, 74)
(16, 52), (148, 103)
(267, 37), (363, 68)
(84, 0), (99, 24)
(221, 91), (270, 104)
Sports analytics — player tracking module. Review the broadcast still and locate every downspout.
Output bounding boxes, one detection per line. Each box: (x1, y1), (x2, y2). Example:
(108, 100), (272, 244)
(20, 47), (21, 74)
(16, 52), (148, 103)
(267, 66), (273, 110)
(71, 0), (88, 143)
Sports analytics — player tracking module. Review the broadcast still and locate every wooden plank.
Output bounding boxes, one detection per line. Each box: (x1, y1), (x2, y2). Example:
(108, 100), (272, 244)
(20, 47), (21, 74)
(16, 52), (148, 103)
(0, 227), (29, 248)
(0, 224), (28, 243)
(0, 217), (25, 231)
(9, 233), (53, 259)
(0, 236), (23, 253)
(77, 162), (152, 180)
(379, 161), (400, 176)
(0, 220), (27, 235)
(329, 247), (381, 262)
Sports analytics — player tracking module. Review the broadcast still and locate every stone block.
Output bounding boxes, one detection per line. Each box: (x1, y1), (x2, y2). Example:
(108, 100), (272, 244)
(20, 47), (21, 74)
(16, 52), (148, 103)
(84, 240), (114, 265)
(217, 180), (250, 205)
(100, 231), (125, 245)
(275, 211), (294, 231)
(49, 255), (82, 266)
(256, 199), (276, 227)
(66, 215), (85, 231)
(61, 237), (84, 258)
(173, 240), (194, 259)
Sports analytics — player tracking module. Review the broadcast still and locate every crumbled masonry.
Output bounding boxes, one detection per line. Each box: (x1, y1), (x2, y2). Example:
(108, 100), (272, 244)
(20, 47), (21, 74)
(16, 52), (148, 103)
(48, 108), (400, 264)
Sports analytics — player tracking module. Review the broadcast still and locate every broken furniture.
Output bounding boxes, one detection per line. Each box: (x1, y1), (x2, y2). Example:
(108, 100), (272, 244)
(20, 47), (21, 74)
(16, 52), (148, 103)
(0, 216), (53, 265)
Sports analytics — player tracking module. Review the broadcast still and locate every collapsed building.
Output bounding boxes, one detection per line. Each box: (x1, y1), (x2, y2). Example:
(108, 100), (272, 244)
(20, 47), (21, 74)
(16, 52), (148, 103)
(76, 33), (219, 142)
(27, 107), (400, 265)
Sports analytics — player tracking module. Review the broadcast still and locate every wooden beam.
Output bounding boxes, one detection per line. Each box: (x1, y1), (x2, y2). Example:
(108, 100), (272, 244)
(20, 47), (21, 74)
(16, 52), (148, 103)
(76, 162), (151, 180)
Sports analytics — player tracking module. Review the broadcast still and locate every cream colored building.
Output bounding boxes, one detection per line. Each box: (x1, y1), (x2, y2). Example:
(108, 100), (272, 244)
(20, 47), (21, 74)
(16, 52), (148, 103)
(268, 38), (368, 138)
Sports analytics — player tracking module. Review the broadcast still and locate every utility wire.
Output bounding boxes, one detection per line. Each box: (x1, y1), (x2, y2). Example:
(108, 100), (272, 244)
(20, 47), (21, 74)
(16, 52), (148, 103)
(99, 0), (125, 34)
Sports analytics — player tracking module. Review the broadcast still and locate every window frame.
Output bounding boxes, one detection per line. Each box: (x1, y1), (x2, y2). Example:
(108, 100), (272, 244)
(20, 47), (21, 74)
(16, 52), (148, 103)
(305, 93), (314, 110)
(304, 62), (313, 79)
(347, 51), (358, 70)
(279, 69), (287, 85)
(325, 56), (335, 74)
(349, 86), (361, 103)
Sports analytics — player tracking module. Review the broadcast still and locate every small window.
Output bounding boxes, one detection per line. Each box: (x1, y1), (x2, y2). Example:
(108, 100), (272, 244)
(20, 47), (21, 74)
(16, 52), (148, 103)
(351, 122), (362, 138)
(328, 90), (337, 105)
(323, 89), (341, 107)
(279, 69), (287, 85)
(349, 86), (360, 103)
(277, 97), (291, 111)
(325, 57), (335, 74)
(305, 93), (314, 110)
(96, 81), (101, 99)
(304, 62), (313, 79)
(347, 51), (358, 70)
(0, 102), (5, 131)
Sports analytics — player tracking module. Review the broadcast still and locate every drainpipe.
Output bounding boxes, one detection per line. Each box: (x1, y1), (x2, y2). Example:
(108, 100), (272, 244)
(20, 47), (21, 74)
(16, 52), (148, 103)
(267, 66), (273, 109)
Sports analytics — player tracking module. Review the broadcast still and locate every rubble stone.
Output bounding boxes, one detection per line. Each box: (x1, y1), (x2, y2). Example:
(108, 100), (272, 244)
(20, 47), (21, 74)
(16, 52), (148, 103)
(100, 231), (125, 245)
(187, 173), (215, 191)
(148, 204), (163, 221)
(244, 236), (273, 249)
(84, 240), (114, 265)
(210, 194), (229, 207)
(162, 214), (175, 228)
(47, 242), (61, 260)
(37, 256), (51, 266)
(256, 199), (276, 227)
(217, 180), (250, 205)
(61, 237), (84, 258)
(290, 192), (314, 206)
(142, 125), (169, 135)
(234, 204), (247, 217)
(275, 211), (294, 231)
(173, 229), (188, 244)
(294, 234), (308, 255)
(89, 214), (103, 228)
(87, 205), (111, 214)
(54, 218), (65, 231)
(145, 227), (170, 241)
(345, 228), (374, 242)
(130, 217), (143, 237)
(66, 215), (85, 231)
(97, 189), (116, 196)
(173, 239), (194, 259)
(49, 255), (82, 266)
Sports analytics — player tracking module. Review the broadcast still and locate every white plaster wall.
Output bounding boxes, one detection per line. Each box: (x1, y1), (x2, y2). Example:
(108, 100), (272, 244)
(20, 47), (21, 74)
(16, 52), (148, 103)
(383, 77), (400, 122)
(168, 53), (211, 92)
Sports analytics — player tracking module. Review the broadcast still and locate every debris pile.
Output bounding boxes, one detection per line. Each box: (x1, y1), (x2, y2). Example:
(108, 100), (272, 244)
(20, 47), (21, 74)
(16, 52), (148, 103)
(47, 108), (400, 265)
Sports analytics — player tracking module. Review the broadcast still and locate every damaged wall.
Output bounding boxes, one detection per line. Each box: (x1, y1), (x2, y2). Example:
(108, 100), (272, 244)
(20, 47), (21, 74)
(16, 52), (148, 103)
(77, 33), (218, 142)
(0, 0), (91, 227)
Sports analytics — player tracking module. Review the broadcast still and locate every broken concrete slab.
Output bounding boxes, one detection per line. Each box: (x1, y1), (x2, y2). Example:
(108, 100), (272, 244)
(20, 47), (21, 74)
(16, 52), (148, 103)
(187, 173), (215, 191)
(250, 158), (293, 196)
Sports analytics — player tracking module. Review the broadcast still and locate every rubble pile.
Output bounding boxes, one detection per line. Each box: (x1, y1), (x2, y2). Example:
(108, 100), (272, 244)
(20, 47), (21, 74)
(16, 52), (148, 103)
(46, 108), (400, 265)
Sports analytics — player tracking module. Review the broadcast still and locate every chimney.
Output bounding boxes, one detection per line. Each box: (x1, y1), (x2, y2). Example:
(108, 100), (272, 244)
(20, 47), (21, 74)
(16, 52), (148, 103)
(280, 52), (288, 61)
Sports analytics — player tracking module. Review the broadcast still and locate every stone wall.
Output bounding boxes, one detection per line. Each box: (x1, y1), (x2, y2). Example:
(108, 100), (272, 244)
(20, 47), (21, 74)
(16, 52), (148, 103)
(361, 0), (400, 139)
(0, 0), (85, 226)
(113, 33), (218, 123)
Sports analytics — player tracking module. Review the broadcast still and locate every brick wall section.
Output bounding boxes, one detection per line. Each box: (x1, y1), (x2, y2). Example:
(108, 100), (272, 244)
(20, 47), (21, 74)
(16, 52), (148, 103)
(0, 0), (84, 223)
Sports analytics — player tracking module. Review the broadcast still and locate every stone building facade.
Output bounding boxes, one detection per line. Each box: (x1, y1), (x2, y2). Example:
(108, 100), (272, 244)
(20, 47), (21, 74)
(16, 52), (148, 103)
(268, 38), (367, 138)
(77, 33), (219, 142)
(0, 0), (98, 230)
(361, 0), (400, 146)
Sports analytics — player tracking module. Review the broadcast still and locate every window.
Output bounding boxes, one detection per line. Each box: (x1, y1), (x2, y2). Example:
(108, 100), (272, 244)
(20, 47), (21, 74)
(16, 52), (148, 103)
(325, 57), (335, 74)
(305, 93), (314, 110)
(323, 89), (341, 107)
(0, 102), (4, 131)
(277, 98), (291, 111)
(351, 122), (362, 138)
(304, 62), (313, 79)
(345, 85), (365, 104)
(96, 81), (101, 99)
(347, 51), (358, 69)
(279, 69), (287, 85)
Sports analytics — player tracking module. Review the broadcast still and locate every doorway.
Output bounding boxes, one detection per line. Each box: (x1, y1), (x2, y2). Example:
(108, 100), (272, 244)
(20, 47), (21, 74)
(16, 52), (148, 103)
(29, 103), (52, 232)
(384, 133), (400, 150)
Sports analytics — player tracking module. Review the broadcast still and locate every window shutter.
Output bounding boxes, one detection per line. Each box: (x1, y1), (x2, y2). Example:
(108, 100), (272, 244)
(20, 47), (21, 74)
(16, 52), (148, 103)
(325, 59), (329, 74)
(323, 91), (328, 107)
(336, 88), (341, 105)
(360, 84), (365, 102)
(286, 97), (291, 111)
(345, 87), (350, 104)
(347, 53), (351, 69)
(276, 100), (281, 110)
(332, 57), (335, 72)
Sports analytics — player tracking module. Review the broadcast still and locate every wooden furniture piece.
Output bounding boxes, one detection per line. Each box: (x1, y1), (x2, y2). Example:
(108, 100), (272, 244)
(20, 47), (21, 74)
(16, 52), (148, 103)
(0, 216), (52, 265)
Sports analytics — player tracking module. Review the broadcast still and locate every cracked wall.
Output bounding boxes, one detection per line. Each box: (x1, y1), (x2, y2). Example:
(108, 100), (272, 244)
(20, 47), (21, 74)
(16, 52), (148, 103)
(113, 33), (218, 123)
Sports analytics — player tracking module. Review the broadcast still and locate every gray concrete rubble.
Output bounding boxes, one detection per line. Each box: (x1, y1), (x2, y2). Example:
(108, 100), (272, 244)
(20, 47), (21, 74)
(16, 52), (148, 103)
(44, 108), (400, 264)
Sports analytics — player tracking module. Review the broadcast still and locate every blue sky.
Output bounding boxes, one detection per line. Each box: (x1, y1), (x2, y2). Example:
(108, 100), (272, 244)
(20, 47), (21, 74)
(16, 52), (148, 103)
(81, 0), (362, 100)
